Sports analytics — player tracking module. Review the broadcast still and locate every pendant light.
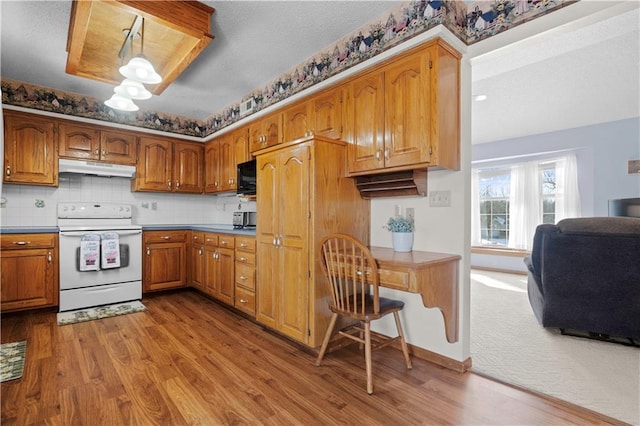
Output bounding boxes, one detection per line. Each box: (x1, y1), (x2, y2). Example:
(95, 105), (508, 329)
(114, 78), (152, 100)
(104, 94), (139, 111)
(118, 17), (162, 85)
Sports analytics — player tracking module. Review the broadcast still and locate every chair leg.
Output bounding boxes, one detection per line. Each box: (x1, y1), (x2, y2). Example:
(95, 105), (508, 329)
(364, 321), (373, 394)
(315, 313), (338, 366)
(393, 311), (412, 370)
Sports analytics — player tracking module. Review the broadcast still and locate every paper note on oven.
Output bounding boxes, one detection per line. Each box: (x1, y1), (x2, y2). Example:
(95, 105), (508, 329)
(79, 234), (101, 271)
(101, 232), (121, 269)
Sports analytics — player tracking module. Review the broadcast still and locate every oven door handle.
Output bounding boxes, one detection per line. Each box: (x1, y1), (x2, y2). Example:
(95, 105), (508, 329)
(59, 230), (142, 237)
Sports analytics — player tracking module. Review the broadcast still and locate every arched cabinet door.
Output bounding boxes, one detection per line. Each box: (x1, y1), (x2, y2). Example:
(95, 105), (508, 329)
(3, 111), (57, 186)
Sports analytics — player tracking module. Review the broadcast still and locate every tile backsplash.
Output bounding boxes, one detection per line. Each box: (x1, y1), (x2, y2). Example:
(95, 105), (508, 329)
(0, 175), (256, 227)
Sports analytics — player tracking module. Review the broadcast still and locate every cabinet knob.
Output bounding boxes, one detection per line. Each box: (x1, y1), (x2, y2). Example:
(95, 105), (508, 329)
(167, 181), (172, 189)
(239, 299), (248, 304)
(5, 166), (11, 177)
(95, 149), (99, 155)
(214, 181), (218, 187)
(239, 275), (247, 281)
(13, 241), (30, 246)
(146, 247), (150, 256)
(198, 248), (203, 256)
(384, 148), (389, 160)
(102, 150), (106, 156)
(375, 150), (381, 161)
(239, 256), (247, 262)
(162, 236), (171, 240)
(175, 181), (180, 189)
(48, 251), (52, 263)
(240, 243), (247, 248)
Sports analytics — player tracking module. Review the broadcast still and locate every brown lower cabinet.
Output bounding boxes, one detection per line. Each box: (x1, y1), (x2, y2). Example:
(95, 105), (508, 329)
(143, 230), (188, 292)
(0, 233), (59, 312)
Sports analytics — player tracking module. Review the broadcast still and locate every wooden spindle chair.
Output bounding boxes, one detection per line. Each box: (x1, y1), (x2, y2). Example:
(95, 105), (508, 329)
(315, 233), (412, 394)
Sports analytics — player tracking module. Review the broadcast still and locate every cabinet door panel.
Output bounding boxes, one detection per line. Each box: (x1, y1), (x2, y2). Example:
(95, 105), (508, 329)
(278, 146), (309, 247)
(1, 249), (56, 311)
(385, 52), (431, 167)
(144, 243), (186, 291)
(283, 102), (311, 142)
(256, 242), (278, 328)
(174, 142), (203, 193)
(3, 112), (57, 185)
(204, 246), (218, 297)
(312, 89), (342, 140)
(191, 244), (205, 290)
(58, 122), (100, 160)
(204, 140), (221, 193)
(279, 244), (308, 342)
(100, 130), (137, 165)
(217, 247), (235, 305)
(135, 137), (173, 191)
(345, 72), (385, 174)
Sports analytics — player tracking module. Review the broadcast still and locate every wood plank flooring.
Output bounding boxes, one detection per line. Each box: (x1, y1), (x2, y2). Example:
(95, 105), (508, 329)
(1, 290), (621, 425)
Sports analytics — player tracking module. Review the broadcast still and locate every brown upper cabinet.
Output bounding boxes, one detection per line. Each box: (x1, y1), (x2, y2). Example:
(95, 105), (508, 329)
(3, 111), (58, 186)
(133, 137), (203, 193)
(58, 121), (137, 165)
(205, 128), (250, 194)
(249, 112), (283, 153)
(344, 39), (460, 175)
(282, 87), (343, 142)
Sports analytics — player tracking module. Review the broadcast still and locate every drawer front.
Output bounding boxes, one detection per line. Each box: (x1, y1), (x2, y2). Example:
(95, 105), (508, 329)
(235, 236), (256, 253)
(1, 233), (56, 250)
(144, 230), (187, 244)
(204, 233), (218, 247)
(378, 268), (410, 291)
(218, 235), (235, 249)
(234, 286), (255, 316)
(191, 231), (205, 244)
(235, 251), (255, 265)
(235, 263), (255, 290)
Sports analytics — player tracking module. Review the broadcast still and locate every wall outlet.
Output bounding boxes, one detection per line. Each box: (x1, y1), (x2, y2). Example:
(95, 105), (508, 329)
(151, 202), (157, 211)
(629, 159), (640, 174)
(429, 190), (451, 207)
(141, 202), (149, 209)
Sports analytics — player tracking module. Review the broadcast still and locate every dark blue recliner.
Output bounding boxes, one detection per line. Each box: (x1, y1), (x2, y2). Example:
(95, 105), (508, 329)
(524, 217), (640, 340)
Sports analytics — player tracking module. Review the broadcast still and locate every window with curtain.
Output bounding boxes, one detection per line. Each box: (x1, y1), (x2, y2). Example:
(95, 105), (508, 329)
(471, 153), (581, 250)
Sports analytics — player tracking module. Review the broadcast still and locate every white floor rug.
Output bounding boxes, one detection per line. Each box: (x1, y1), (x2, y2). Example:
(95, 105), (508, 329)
(57, 301), (147, 326)
(470, 270), (640, 424)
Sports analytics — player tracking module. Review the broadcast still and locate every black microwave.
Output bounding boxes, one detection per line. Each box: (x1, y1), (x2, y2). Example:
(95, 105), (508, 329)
(237, 159), (257, 195)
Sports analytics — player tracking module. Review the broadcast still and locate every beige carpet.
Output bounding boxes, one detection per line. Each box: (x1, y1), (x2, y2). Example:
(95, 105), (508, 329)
(470, 270), (640, 425)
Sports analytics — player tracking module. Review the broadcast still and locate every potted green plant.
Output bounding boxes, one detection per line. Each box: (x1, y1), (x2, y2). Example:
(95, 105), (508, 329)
(385, 216), (414, 252)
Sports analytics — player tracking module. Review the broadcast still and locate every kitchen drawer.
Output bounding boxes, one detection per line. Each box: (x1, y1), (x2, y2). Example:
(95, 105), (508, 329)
(1, 233), (56, 250)
(144, 230), (187, 244)
(378, 268), (410, 291)
(204, 233), (218, 247)
(191, 231), (205, 244)
(235, 263), (255, 290)
(235, 251), (255, 265)
(218, 235), (235, 249)
(235, 236), (256, 253)
(234, 285), (255, 316)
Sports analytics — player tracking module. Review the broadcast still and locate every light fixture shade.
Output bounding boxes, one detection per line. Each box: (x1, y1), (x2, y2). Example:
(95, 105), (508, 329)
(119, 56), (162, 85)
(104, 94), (139, 111)
(114, 79), (152, 100)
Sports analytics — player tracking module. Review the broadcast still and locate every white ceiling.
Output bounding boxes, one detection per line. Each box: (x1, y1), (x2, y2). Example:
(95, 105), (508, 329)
(1, 1), (639, 144)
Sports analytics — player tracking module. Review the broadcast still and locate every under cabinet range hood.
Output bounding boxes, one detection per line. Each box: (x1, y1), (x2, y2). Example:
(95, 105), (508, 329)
(58, 158), (136, 178)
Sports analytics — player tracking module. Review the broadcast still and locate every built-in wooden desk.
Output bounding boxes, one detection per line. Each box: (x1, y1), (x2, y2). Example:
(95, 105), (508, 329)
(369, 247), (461, 343)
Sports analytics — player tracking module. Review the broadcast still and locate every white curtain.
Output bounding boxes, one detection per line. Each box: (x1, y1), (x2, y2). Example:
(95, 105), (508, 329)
(554, 153), (582, 220)
(471, 169), (482, 246)
(508, 162), (540, 250)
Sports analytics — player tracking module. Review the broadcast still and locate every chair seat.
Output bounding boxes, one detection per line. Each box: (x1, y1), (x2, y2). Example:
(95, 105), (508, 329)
(331, 295), (405, 321)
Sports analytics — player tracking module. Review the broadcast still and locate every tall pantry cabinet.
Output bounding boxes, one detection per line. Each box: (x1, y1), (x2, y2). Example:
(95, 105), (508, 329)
(255, 136), (370, 347)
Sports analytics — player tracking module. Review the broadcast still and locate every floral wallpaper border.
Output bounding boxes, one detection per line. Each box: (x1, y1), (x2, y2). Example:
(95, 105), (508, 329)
(1, 0), (577, 139)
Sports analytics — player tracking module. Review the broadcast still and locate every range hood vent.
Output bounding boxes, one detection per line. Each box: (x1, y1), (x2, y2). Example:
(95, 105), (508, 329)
(354, 169), (427, 199)
(59, 158), (136, 178)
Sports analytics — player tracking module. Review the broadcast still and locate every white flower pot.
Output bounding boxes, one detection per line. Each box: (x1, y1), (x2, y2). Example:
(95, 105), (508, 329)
(392, 232), (413, 252)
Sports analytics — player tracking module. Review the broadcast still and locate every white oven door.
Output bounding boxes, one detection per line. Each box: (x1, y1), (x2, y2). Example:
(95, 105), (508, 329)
(59, 229), (142, 290)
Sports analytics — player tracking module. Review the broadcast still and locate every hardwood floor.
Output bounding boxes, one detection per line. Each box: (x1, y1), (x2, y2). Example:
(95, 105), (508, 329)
(1, 290), (620, 425)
